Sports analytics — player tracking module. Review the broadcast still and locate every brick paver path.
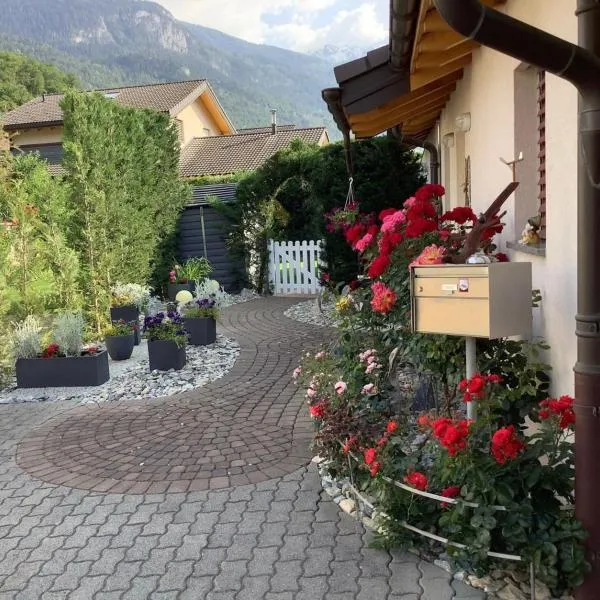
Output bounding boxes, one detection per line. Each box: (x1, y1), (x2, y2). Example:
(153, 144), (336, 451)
(0, 298), (483, 599)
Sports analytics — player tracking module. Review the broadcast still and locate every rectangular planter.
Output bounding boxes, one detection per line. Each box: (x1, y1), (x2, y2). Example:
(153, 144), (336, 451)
(110, 305), (141, 345)
(147, 339), (186, 371)
(16, 350), (110, 388)
(184, 317), (217, 346)
(168, 282), (196, 301)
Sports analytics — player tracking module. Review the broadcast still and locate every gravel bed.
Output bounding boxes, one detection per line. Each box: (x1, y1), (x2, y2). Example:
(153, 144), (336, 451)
(284, 298), (337, 328)
(0, 335), (239, 405)
(0, 288), (261, 406)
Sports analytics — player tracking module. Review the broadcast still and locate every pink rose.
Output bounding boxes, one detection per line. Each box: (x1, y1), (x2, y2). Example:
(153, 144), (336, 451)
(334, 381), (347, 395)
(362, 383), (377, 395)
(306, 387), (317, 398)
(315, 351), (326, 359)
(292, 367), (302, 380)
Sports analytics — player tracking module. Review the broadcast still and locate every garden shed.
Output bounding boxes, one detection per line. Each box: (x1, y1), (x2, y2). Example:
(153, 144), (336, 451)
(178, 183), (245, 292)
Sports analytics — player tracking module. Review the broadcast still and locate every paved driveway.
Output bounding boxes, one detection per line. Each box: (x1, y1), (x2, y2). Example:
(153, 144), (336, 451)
(0, 298), (482, 599)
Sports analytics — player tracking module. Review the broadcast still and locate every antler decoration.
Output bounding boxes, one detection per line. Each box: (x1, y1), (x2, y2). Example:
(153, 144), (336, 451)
(445, 181), (519, 264)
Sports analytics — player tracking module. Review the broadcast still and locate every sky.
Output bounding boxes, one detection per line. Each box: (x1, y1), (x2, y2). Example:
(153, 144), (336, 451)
(154, 0), (388, 53)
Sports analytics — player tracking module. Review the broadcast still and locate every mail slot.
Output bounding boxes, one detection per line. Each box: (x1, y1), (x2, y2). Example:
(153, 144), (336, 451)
(410, 263), (532, 339)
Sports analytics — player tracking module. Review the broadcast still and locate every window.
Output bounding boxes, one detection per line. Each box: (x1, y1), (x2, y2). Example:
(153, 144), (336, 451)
(174, 119), (184, 142)
(513, 64), (546, 243)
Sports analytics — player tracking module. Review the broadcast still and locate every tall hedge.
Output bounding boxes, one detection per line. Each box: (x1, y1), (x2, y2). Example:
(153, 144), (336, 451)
(230, 137), (425, 289)
(61, 91), (190, 329)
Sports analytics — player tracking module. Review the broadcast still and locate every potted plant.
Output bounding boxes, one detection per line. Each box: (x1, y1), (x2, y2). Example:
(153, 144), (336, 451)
(181, 297), (218, 346)
(104, 320), (135, 361)
(110, 283), (151, 346)
(12, 313), (110, 388)
(143, 311), (187, 371)
(168, 257), (212, 300)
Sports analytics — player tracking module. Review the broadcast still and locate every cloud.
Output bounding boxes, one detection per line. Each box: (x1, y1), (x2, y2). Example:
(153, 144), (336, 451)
(154, 0), (387, 52)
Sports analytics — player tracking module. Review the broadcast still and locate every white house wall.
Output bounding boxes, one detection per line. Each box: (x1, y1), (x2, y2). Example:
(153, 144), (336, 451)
(433, 0), (578, 395)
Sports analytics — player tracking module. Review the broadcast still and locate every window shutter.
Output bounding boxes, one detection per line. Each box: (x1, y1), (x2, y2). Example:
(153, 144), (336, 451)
(537, 70), (546, 240)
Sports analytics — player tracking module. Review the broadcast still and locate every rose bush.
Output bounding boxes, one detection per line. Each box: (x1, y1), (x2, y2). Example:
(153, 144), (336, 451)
(297, 183), (587, 595)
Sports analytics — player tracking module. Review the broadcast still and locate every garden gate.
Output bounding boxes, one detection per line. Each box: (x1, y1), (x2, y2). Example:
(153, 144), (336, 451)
(268, 240), (324, 295)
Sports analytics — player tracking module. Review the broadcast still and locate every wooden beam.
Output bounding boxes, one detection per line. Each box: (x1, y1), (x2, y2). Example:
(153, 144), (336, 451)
(354, 104), (444, 139)
(417, 30), (465, 53)
(413, 41), (478, 71)
(350, 84), (455, 126)
(411, 54), (472, 89)
(349, 97), (448, 133)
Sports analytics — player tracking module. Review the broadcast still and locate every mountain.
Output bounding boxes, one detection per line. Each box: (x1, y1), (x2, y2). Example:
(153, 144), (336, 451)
(0, 0), (340, 135)
(313, 44), (377, 65)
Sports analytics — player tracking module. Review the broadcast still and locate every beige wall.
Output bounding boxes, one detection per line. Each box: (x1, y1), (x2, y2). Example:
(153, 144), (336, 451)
(12, 126), (63, 146)
(433, 0), (578, 395)
(176, 97), (221, 145)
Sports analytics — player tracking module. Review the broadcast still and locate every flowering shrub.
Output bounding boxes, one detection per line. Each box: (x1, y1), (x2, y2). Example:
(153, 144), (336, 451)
(295, 182), (586, 595)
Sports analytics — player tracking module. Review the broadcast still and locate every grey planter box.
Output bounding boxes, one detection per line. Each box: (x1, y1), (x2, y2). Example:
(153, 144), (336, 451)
(184, 317), (217, 346)
(105, 333), (135, 361)
(16, 350), (110, 388)
(168, 282), (195, 301)
(110, 306), (141, 345)
(147, 339), (186, 371)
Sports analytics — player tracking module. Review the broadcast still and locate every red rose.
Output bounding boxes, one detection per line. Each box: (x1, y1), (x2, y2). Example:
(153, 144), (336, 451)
(440, 485), (461, 508)
(309, 403), (326, 418)
(364, 447), (377, 465)
(491, 426), (525, 464)
(404, 471), (428, 491)
(386, 420), (399, 433)
(539, 396), (575, 429)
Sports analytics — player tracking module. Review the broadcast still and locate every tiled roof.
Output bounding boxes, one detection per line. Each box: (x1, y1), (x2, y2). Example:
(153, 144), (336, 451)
(237, 125), (296, 134)
(180, 127), (328, 177)
(2, 80), (207, 130)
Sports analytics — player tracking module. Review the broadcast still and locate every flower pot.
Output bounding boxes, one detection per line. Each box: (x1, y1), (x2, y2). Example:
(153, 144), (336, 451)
(16, 350), (110, 388)
(105, 333), (135, 361)
(110, 306), (141, 345)
(168, 282), (196, 301)
(184, 317), (217, 346)
(147, 339), (186, 371)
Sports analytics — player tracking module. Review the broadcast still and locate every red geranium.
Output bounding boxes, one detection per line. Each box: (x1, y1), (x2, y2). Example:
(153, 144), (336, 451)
(379, 207), (397, 221)
(539, 395), (575, 429)
(417, 414), (431, 429)
(378, 231), (403, 256)
(367, 254), (391, 279)
(441, 206), (477, 225)
(404, 471), (429, 491)
(405, 216), (438, 239)
(345, 223), (365, 246)
(414, 183), (445, 203)
(491, 425), (525, 464)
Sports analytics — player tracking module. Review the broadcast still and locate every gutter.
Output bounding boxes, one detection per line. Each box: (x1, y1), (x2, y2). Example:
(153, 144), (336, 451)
(432, 1), (600, 596)
(389, 126), (440, 184)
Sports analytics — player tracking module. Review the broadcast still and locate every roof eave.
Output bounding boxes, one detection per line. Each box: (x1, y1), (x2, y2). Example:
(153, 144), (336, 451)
(4, 120), (64, 132)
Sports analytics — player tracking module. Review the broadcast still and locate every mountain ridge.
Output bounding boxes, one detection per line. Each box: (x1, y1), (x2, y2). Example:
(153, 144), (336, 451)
(0, 0), (340, 135)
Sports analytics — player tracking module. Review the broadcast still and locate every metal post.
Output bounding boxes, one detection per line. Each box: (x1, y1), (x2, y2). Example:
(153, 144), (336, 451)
(465, 337), (477, 420)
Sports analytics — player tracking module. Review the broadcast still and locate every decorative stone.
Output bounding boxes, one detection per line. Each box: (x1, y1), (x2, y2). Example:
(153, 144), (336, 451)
(338, 498), (356, 514)
(434, 559), (452, 574)
(496, 581), (528, 600)
(534, 581), (552, 600)
(468, 576), (492, 589)
(361, 516), (377, 530)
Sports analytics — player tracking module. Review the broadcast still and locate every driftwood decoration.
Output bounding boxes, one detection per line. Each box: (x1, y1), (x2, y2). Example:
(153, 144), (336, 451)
(445, 181), (519, 264)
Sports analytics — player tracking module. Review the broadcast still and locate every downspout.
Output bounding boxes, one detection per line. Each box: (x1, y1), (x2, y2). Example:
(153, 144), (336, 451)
(390, 126), (440, 184)
(432, 1), (600, 597)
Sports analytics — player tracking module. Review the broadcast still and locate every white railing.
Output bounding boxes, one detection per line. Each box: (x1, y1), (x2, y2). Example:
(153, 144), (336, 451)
(268, 239), (324, 295)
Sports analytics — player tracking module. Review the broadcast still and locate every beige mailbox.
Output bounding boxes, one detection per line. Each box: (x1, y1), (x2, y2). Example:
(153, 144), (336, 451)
(410, 263), (532, 339)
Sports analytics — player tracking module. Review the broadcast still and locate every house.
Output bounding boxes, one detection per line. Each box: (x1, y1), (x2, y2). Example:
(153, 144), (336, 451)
(323, 0), (577, 399)
(2, 79), (329, 177)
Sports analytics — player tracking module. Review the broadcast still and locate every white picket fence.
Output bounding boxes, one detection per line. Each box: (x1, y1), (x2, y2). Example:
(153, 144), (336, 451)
(268, 239), (324, 295)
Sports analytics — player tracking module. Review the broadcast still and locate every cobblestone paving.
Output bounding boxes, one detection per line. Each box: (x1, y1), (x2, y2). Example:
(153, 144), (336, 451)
(0, 298), (484, 599)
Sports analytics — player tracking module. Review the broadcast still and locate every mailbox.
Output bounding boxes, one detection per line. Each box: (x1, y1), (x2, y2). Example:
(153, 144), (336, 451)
(410, 263), (532, 339)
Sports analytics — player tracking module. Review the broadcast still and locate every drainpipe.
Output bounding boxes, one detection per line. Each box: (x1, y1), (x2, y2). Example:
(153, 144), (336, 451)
(389, 126), (440, 184)
(432, 1), (600, 596)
